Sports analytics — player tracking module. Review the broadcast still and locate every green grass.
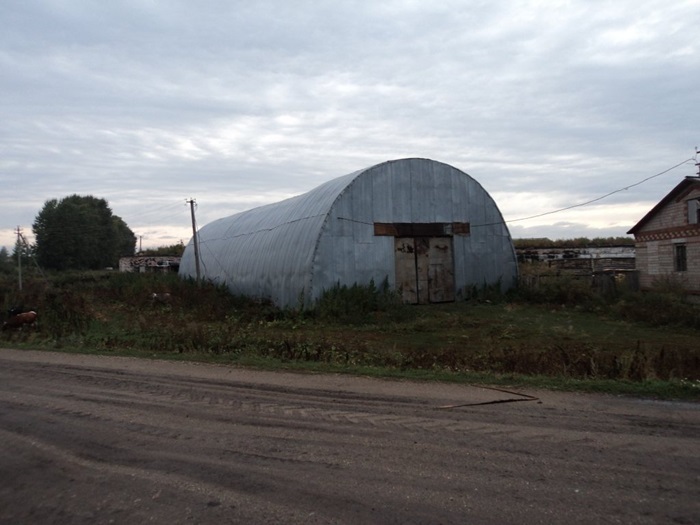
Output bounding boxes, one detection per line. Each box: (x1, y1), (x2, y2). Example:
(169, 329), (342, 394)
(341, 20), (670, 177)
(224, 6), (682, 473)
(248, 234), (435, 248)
(1, 271), (699, 401)
(7, 340), (698, 402)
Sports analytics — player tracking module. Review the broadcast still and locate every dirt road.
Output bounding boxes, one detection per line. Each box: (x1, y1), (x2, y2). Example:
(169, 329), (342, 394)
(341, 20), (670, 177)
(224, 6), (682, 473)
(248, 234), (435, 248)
(0, 348), (697, 524)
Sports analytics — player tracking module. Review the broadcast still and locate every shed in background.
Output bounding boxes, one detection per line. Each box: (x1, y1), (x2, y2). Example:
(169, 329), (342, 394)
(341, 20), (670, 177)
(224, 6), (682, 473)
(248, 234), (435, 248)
(179, 158), (517, 307)
(119, 256), (181, 273)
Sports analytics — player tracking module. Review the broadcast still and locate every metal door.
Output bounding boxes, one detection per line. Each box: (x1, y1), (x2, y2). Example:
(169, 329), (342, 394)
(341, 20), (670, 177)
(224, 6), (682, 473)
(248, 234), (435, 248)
(395, 237), (418, 304)
(428, 237), (455, 303)
(394, 237), (455, 304)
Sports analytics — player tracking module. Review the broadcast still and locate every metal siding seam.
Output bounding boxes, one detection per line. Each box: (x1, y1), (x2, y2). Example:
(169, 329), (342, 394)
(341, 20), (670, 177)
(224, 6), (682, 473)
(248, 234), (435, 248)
(308, 168), (369, 306)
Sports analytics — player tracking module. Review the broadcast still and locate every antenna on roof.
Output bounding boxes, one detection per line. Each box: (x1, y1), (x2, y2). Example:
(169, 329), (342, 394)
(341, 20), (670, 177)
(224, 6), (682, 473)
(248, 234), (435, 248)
(696, 146), (700, 177)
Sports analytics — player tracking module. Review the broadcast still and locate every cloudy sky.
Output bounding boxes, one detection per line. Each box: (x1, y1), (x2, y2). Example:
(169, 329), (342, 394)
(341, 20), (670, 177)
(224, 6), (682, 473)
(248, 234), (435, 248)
(1, 0), (698, 252)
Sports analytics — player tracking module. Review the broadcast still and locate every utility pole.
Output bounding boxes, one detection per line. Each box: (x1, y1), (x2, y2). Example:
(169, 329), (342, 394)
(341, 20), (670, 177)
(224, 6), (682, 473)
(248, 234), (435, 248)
(15, 230), (46, 284)
(15, 226), (22, 291)
(187, 199), (202, 282)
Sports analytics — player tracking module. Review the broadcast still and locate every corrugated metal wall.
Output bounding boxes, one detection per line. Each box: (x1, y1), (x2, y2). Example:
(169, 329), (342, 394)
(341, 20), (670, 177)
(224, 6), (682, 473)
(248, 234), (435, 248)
(179, 158), (517, 307)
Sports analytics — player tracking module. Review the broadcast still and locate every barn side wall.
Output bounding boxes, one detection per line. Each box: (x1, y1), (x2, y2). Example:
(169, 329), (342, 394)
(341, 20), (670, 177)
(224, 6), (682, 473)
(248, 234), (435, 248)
(179, 171), (361, 307)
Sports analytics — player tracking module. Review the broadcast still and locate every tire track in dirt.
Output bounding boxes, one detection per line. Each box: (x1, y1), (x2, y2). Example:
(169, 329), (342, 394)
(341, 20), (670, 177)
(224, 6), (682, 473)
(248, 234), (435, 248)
(1, 349), (699, 525)
(0, 426), (323, 523)
(1, 358), (696, 458)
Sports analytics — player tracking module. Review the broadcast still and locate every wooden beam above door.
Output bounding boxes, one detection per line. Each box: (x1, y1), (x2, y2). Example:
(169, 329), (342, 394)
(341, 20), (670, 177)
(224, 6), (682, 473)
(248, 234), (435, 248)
(374, 222), (470, 237)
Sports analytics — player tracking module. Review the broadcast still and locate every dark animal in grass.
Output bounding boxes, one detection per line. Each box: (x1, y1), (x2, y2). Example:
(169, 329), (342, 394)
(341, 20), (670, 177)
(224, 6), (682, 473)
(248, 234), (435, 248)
(8, 306), (25, 318)
(2, 310), (38, 331)
(150, 292), (172, 305)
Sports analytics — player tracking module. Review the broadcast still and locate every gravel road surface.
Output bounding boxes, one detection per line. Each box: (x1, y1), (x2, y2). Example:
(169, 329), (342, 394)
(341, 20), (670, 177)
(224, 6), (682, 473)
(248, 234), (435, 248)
(0, 348), (698, 524)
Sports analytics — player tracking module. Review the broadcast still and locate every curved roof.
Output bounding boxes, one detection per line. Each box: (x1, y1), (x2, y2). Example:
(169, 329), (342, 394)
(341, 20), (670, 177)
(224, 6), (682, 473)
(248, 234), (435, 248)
(180, 158), (516, 306)
(181, 168), (363, 302)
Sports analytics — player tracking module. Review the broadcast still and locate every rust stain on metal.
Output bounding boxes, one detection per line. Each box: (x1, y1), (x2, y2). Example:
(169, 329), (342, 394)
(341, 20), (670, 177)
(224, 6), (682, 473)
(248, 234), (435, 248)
(394, 237), (455, 304)
(428, 237), (455, 303)
(451, 222), (470, 235)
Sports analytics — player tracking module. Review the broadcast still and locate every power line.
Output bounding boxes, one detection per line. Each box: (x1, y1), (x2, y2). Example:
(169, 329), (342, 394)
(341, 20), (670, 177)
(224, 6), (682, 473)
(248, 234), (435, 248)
(9, 157), (696, 247)
(128, 201), (184, 217)
(475, 156), (695, 228)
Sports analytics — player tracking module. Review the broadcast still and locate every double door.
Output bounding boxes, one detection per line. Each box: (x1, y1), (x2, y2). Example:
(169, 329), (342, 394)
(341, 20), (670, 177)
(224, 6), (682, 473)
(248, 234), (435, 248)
(395, 237), (455, 304)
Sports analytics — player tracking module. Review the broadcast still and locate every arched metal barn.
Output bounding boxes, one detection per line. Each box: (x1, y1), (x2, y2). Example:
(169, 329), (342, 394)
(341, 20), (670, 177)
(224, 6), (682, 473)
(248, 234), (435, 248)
(179, 158), (517, 307)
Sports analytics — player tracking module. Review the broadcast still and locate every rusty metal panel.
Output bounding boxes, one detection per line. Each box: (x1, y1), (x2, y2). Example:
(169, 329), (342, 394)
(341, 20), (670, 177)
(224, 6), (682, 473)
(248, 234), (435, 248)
(452, 222), (470, 235)
(415, 237), (430, 304)
(428, 237), (455, 303)
(393, 237), (455, 304)
(395, 238), (418, 304)
(374, 223), (398, 236)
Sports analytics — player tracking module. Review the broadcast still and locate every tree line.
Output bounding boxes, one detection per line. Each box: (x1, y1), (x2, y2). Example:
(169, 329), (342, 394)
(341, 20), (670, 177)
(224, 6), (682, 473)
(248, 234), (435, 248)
(513, 237), (634, 249)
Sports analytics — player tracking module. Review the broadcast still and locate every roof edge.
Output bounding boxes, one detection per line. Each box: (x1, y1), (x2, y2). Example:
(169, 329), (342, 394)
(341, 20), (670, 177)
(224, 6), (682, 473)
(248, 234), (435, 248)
(628, 176), (700, 235)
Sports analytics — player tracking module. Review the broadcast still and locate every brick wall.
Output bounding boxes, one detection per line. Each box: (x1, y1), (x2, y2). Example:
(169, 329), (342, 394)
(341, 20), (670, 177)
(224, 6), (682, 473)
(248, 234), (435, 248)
(634, 186), (700, 293)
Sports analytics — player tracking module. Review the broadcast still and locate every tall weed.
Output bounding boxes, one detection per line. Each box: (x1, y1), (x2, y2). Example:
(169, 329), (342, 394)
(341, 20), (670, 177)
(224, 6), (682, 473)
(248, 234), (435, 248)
(314, 278), (410, 324)
(3, 271), (698, 384)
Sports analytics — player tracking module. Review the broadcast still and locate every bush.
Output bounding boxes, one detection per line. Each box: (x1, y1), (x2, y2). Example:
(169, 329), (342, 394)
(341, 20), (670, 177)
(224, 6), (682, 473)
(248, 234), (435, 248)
(462, 280), (507, 303)
(315, 278), (408, 324)
(614, 292), (700, 329)
(514, 274), (603, 309)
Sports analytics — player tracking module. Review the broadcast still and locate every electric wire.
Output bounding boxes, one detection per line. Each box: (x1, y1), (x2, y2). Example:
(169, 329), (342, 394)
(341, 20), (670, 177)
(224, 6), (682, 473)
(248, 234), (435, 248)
(188, 156), (697, 273)
(12, 157), (696, 250)
(128, 201), (183, 218)
(475, 157), (695, 228)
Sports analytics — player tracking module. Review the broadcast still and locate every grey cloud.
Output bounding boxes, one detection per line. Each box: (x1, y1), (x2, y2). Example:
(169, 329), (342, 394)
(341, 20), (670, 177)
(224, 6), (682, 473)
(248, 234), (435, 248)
(1, 1), (698, 250)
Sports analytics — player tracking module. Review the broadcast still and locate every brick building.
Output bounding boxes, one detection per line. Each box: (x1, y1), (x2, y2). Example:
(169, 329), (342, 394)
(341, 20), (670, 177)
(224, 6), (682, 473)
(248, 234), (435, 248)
(627, 176), (700, 295)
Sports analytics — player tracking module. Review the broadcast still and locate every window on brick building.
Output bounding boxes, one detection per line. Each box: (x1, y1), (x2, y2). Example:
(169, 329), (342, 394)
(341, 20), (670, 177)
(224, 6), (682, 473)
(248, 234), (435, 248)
(688, 199), (700, 224)
(674, 244), (687, 272)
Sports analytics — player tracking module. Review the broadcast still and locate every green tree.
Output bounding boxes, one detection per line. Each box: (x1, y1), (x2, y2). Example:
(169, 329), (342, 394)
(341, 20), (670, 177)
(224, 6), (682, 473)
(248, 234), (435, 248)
(10, 237), (32, 269)
(140, 241), (186, 257)
(0, 246), (13, 274)
(113, 216), (137, 263)
(33, 195), (136, 270)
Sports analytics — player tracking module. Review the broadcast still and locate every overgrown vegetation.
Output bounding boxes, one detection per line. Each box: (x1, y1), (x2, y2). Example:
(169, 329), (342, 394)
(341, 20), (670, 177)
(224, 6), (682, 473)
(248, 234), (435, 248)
(314, 279), (410, 324)
(1, 269), (698, 400)
(518, 262), (700, 330)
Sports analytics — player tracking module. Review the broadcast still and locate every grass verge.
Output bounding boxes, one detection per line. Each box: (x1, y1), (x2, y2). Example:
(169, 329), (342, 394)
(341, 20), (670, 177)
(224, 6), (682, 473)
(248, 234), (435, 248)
(1, 271), (699, 401)
(5, 340), (698, 402)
